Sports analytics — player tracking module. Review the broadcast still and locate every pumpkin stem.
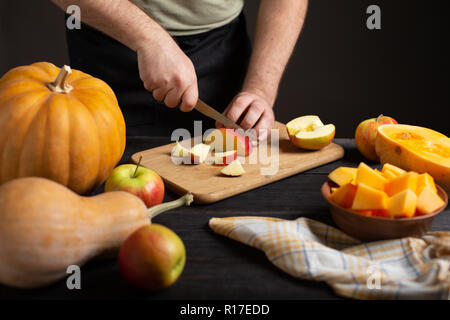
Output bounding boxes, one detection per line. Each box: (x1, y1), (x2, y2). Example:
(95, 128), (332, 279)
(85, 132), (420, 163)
(132, 156), (142, 178)
(147, 192), (194, 219)
(47, 65), (73, 94)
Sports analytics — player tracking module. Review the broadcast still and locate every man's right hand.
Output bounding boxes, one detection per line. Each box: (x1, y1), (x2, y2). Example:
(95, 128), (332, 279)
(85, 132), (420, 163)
(137, 41), (198, 112)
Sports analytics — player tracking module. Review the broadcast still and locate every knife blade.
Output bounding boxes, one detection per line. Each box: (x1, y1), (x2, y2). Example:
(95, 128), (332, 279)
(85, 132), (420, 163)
(194, 99), (243, 130)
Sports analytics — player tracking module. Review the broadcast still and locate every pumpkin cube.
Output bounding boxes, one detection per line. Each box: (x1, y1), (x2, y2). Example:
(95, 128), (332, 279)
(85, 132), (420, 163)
(352, 183), (389, 210)
(382, 163), (407, 177)
(381, 169), (397, 181)
(416, 187), (445, 214)
(355, 162), (388, 190)
(330, 183), (357, 208)
(328, 167), (357, 187)
(388, 189), (417, 218)
(416, 173), (437, 196)
(385, 172), (418, 197)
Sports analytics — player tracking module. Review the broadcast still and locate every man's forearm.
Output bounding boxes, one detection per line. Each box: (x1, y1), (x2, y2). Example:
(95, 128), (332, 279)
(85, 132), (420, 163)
(52, 0), (171, 52)
(243, 0), (308, 106)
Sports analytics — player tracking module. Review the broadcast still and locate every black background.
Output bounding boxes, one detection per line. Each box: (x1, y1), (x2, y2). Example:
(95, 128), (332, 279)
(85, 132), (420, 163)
(0, 0), (449, 137)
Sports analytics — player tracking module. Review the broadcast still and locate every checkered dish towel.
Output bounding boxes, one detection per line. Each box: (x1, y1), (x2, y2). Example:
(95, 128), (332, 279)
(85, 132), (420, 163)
(209, 217), (450, 300)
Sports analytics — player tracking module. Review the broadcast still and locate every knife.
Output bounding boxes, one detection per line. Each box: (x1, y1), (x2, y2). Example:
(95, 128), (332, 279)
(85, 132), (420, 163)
(194, 99), (244, 130)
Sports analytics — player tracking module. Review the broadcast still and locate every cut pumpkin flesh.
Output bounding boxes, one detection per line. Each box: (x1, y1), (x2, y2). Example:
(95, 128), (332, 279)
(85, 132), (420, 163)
(355, 162), (387, 190)
(328, 167), (357, 186)
(381, 169), (398, 180)
(382, 163), (406, 177)
(388, 189), (417, 218)
(385, 172), (418, 197)
(416, 173), (437, 195)
(416, 187), (445, 214)
(330, 183), (357, 208)
(375, 124), (450, 192)
(352, 183), (389, 210)
(329, 161), (446, 218)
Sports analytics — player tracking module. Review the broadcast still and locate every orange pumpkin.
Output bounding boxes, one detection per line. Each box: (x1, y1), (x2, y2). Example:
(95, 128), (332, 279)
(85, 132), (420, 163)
(0, 62), (126, 193)
(375, 124), (450, 192)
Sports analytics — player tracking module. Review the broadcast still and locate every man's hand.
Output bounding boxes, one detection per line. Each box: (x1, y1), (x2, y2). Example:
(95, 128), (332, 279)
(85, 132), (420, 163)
(218, 0), (308, 142)
(137, 42), (198, 112)
(216, 91), (275, 142)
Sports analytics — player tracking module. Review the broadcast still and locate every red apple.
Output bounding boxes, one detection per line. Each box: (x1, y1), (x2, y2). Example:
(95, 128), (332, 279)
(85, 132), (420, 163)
(171, 141), (190, 158)
(220, 159), (245, 176)
(118, 224), (186, 291)
(355, 115), (397, 162)
(189, 143), (210, 164)
(211, 150), (237, 166)
(105, 162), (164, 208)
(205, 128), (252, 156)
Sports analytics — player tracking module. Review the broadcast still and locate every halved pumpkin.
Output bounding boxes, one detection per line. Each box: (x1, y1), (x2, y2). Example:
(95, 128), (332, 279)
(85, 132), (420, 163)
(375, 125), (450, 192)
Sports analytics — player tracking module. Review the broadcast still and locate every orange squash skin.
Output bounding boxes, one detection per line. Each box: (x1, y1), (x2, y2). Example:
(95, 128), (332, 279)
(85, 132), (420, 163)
(0, 62), (126, 194)
(0, 177), (149, 288)
(375, 125), (450, 192)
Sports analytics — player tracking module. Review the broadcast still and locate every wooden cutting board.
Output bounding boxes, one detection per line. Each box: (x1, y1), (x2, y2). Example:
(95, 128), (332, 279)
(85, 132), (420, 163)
(131, 122), (344, 204)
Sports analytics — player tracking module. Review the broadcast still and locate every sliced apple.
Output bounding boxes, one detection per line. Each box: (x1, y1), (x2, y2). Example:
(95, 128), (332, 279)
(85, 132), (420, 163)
(286, 115), (335, 150)
(171, 141), (190, 157)
(220, 159), (245, 176)
(212, 150), (237, 166)
(205, 128), (252, 156)
(189, 143), (210, 164)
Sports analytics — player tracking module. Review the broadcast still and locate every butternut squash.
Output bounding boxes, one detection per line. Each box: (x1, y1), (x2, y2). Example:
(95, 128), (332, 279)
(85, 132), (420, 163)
(0, 177), (192, 288)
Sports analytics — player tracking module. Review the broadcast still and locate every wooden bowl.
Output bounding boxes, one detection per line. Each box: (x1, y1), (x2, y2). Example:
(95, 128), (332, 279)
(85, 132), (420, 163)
(321, 181), (448, 241)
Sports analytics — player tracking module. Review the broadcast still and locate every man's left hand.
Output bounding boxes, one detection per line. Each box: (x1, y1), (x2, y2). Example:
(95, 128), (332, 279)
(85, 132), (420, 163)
(216, 91), (275, 142)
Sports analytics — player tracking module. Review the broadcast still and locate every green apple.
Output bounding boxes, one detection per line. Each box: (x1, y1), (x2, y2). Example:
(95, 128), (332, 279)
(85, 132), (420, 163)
(118, 224), (186, 291)
(105, 163), (164, 208)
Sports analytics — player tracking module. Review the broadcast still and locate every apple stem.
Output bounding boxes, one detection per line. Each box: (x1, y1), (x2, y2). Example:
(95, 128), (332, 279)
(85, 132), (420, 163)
(147, 192), (194, 220)
(133, 156), (142, 178)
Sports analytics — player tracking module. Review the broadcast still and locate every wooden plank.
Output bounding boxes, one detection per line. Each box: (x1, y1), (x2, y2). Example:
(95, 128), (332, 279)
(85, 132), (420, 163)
(131, 122), (344, 204)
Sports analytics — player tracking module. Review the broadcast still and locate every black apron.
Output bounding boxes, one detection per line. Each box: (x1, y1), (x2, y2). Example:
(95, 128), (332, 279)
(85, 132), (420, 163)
(65, 13), (251, 136)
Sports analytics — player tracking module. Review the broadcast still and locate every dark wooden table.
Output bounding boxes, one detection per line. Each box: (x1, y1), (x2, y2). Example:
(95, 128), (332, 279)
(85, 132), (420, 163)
(1, 138), (449, 300)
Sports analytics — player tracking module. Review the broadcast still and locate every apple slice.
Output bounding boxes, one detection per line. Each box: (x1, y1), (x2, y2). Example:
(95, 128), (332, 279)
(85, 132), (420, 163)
(205, 128), (252, 156)
(220, 159), (245, 176)
(212, 150), (237, 166)
(171, 141), (190, 157)
(286, 115), (335, 150)
(189, 143), (210, 164)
